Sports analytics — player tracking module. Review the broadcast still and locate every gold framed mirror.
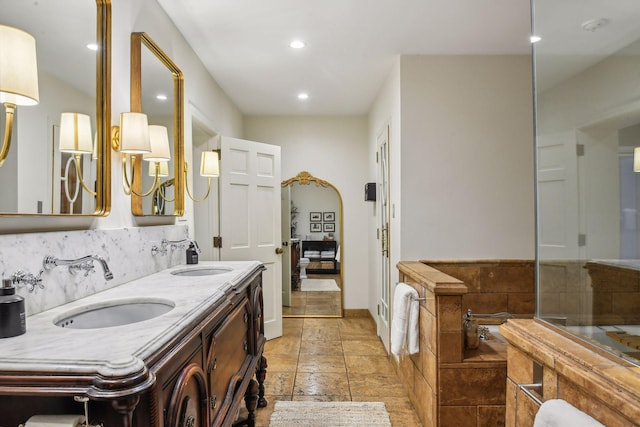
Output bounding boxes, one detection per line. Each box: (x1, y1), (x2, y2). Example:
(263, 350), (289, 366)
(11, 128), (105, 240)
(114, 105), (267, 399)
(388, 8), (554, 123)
(130, 32), (184, 216)
(0, 0), (111, 216)
(281, 171), (344, 317)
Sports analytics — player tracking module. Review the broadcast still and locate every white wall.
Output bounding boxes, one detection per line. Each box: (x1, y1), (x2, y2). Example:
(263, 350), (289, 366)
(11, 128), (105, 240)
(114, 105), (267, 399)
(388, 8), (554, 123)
(399, 55), (535, 260)
(290, 183), (341, 244)
(243, 115), (369, 309)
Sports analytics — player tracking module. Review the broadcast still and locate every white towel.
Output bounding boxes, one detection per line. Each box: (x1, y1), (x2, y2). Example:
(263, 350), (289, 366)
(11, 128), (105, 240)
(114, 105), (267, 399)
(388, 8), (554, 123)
(391, 282), (419, 360)
(533, 399), (605, 427)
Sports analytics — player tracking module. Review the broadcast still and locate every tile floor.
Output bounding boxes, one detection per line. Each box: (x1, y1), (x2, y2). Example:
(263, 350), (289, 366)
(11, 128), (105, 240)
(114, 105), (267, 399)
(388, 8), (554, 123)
(250, 316), (423, 426)
(283, 273), (342, 316)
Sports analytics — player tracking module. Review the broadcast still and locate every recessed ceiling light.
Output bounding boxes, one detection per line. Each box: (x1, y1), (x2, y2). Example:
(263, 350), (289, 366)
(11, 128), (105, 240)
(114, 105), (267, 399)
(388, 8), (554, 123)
(297, 93), (309, 100)
(530, 35), (541, 44)
(86, 43), (99, 51)
(156, 94), (168, 101)
(289, 40), (306, 49)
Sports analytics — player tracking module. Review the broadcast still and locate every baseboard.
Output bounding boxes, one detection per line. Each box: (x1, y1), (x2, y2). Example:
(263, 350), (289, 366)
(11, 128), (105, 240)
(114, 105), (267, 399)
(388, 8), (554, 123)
(344, 309), (373, 319)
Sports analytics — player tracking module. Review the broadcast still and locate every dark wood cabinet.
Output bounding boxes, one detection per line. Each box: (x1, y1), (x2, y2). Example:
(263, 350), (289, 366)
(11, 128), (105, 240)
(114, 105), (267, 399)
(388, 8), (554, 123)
(302, 240), (338, 274)
(0, 267), (267, 427)
(290, 240), (300, 290)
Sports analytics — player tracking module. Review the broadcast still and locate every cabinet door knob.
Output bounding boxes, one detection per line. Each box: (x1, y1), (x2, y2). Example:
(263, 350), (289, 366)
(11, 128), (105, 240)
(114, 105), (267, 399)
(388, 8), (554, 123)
(210, 395), (217, 410)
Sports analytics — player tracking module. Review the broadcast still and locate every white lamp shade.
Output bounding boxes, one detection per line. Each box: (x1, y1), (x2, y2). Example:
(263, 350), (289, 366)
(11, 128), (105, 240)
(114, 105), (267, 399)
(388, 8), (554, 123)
(144, 125), (171, 162)
(119, 112), (150, 153)
(149, 161), (169, 177)
(634, 147), (640, 172)
(0, 25), (39, 106)
(59, 113), (93, 154)
(200, 151), (220, 177)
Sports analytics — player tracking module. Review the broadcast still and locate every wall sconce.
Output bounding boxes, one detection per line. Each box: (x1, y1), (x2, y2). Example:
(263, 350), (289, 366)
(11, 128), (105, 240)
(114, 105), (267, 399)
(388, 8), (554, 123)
(184, 150), (219, 202)
(112, 112), (171, 196)
(0, 25), (40, 168)
(59, 112), (97, 202)
(634, 147), (640, 172)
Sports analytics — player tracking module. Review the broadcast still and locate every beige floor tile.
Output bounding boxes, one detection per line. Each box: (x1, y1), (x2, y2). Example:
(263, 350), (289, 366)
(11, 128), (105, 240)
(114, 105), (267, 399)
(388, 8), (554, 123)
(301, 326), (341, 341)
(388, 409), (424, 427)
(346, 355), (395, 375)
(283, 306), (306, 315)
(265, 353), (298, 372)
(342, 339), (388, 356)
(348, 373), (407, 397)
(293, 372), (350, 398)
(299, 339), (343, 356)
(304, 318), (340, 328)
(264, 371), (295, 396)
(264, 336), (301, 356)
(338, 317), (377, 331)
(297, 354), (346, 373)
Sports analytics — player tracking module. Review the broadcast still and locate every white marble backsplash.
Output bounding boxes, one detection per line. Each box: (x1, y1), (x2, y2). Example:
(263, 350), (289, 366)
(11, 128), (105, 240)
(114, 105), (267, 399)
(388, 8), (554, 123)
(0, 225), (189, 315)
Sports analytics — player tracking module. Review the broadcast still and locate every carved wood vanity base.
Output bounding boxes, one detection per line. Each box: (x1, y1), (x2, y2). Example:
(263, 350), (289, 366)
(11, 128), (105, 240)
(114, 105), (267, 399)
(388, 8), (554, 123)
(0, 264), (266, 427)
(233, 378), (258, 427)
(256, 355), (268, 408)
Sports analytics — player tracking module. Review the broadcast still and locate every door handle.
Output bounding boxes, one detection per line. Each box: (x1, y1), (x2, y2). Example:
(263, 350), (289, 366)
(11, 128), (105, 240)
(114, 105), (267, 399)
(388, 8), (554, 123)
(275, 247), (284, 254)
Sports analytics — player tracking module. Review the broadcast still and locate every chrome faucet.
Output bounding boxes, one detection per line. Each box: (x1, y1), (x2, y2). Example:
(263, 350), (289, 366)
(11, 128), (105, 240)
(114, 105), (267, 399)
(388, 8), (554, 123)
(11, 269), (44, 292)
(43, 255), (114, 281)
(152, 238), (201, 256)
(167, 238), (201, 253)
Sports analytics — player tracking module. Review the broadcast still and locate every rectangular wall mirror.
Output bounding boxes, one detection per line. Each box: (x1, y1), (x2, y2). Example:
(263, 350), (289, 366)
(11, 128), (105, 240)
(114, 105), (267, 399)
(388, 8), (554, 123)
(0, 0), (110, 216)
(130, 32), (184, 216)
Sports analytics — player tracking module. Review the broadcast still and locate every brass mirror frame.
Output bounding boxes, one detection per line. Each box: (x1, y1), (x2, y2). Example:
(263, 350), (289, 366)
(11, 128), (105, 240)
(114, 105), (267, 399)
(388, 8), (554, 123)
(281, 171), (344, 318)
(0, 0), (111, 217)
(130, 32), (184, 216)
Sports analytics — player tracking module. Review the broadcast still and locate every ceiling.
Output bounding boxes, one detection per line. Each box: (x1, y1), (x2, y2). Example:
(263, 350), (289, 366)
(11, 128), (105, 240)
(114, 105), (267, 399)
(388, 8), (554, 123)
(156, 0), (533, 116)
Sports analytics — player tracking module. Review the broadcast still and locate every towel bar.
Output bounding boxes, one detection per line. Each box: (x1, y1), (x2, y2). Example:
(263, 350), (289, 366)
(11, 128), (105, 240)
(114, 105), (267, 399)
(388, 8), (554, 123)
(518, 383), (543, 406)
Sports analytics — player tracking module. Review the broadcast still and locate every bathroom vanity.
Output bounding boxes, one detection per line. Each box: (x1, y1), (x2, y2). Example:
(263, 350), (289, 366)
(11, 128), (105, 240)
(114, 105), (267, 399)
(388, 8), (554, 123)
(0, 261), (267, 427)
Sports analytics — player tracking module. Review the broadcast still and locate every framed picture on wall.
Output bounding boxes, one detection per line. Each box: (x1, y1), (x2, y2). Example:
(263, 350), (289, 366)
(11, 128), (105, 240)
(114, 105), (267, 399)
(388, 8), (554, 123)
(323, 212), (335, 222)
(310, 212), (322, 222)
(310, 222), (322, 232)
(323, 223), (335, 232)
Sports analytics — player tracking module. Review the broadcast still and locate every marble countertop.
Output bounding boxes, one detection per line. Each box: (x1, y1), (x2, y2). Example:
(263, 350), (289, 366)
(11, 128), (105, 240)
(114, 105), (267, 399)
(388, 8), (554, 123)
(0, 261), (262, 380)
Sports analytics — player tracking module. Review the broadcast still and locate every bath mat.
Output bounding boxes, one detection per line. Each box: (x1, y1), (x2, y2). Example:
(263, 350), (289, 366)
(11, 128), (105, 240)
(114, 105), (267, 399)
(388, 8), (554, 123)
(269, 401), (391, 427)
(301, 278), (340, 292)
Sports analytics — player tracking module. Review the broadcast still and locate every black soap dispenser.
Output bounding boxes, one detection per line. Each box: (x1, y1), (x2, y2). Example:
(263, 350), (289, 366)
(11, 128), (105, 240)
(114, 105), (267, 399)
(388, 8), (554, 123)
(0, 278), (26, 338)
(186, 242), (199, 265)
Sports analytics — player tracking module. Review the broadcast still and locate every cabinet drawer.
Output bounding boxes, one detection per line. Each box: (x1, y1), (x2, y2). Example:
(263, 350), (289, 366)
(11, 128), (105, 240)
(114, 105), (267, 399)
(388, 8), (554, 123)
(205, 301), (250, 422)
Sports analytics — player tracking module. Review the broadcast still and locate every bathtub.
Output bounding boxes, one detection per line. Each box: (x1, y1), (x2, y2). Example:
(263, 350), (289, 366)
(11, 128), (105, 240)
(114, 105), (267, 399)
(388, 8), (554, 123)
(568, 325), (640, 354)
(483, 324), (507, 343)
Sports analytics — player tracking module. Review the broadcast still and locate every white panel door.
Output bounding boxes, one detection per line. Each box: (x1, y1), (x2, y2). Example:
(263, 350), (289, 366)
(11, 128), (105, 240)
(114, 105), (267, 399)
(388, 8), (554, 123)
(220, 136), (282, 340)
(537, 131), (581, 259)
(377, 125), (391, 352)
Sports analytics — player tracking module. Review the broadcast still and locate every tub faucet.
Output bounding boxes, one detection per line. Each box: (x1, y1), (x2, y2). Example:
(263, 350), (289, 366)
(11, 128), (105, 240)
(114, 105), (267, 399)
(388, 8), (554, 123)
(43, 255), (114, 281)
(465, 309), (512, 321)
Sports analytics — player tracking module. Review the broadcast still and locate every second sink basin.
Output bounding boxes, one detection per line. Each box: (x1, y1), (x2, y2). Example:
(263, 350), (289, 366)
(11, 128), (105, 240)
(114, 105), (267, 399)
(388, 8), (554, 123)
(171, 267), (232, 277)
(54, 298), (175, 329)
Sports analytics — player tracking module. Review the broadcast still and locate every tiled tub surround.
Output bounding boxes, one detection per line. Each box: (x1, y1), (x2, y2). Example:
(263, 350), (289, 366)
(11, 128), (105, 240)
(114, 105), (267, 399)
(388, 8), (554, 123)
(394, 261), (535, 427)
(0, 259), (264, 424)
(502, 319), (640, 426)
(423, 260), (535, 318)
(0, 225), (190, 315)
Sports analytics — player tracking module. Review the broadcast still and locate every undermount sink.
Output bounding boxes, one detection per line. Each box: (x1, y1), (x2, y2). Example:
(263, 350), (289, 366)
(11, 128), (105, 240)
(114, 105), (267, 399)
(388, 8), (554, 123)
(170, 267), (232, 277)
(54, 298), (175, 329)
